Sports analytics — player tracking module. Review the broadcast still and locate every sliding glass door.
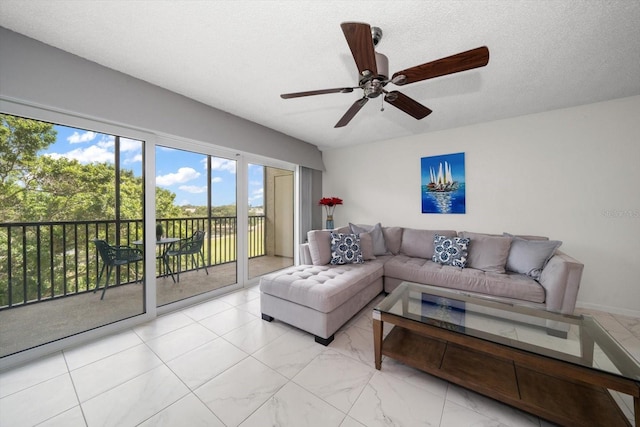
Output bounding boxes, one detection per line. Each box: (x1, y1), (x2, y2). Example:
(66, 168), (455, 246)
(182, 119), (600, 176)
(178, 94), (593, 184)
(0, 112), (298, 363)
(0, 104), (303, 371)
(0, 114), (145, 358)
(155, 146), (237, 306)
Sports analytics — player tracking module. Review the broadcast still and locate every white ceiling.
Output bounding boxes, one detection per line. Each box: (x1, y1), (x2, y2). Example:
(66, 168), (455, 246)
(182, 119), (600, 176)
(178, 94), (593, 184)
(1, 1), (639, 151)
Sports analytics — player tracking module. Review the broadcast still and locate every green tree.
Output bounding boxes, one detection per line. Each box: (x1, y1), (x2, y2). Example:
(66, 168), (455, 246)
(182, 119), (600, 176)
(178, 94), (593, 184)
(0, 113), (246, 307)
(20, 157), (117, 221)
(156, 188), (182, 218)
(0, 114), (181, 222)
(0, 114), (57, 221)
(211, 204), (237, 217)
(1, 115), (149, 305)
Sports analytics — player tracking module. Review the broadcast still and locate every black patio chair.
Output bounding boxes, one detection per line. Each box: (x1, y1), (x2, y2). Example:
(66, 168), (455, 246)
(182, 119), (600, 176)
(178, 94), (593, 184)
(93, 239), (144, 300)
(163, 230), (209, 283)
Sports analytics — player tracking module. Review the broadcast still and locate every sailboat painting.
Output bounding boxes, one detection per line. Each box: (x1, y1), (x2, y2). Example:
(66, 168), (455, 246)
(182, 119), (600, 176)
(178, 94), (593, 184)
(421, 152), (466, 214)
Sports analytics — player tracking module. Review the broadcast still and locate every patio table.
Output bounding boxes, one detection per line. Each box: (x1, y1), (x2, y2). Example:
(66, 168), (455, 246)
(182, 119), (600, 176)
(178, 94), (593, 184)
(132, 237), (180, 278)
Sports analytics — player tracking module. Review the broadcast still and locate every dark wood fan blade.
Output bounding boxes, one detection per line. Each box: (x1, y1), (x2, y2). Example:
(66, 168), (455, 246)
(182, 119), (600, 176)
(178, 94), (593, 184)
(341, 22), (378, 77)
(384, 91), (432, 120)
(335, 97), (368, 128)
(281, 87), (355, 99)
(392, 46), (489, 85)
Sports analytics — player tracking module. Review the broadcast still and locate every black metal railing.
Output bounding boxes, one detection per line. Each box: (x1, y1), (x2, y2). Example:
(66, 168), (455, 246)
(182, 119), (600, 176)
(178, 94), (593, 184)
(0, 215), (265, 309)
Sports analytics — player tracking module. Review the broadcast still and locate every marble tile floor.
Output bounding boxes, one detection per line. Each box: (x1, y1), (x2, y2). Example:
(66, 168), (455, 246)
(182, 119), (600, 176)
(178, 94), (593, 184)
(1, 285), (638, 427)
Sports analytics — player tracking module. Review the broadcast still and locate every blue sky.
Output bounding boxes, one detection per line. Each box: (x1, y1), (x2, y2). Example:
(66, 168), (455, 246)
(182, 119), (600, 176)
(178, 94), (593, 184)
(420, 152), (466, 185)
(41, 124), (264, 207)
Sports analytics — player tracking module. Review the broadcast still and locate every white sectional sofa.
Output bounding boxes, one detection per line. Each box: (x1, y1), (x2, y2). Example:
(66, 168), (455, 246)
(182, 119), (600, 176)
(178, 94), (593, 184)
(259, 224), (584, 345)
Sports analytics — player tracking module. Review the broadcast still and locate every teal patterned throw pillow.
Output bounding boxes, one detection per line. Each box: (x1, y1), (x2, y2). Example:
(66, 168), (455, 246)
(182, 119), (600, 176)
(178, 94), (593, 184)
(432, 234), (469, 268)
(330, 232), (364, 265)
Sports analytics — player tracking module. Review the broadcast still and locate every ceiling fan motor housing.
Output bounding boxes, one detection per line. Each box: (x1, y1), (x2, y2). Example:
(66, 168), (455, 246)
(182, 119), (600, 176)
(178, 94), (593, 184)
(359, 51), (388, 98)
(375, 52), (389, 80)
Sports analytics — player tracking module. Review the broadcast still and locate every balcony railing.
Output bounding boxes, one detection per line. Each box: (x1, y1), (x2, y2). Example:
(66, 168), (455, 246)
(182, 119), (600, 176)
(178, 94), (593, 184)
(0, 216), (265, 309)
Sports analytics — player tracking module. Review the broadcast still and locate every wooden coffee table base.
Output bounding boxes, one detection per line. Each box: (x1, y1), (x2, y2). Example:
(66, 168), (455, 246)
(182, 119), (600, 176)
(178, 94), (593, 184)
(373, 316), (638, 427)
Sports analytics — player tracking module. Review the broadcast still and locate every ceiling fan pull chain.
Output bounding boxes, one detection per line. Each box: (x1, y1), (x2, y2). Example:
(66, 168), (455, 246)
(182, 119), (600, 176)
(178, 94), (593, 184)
(380, 96), (384, 112)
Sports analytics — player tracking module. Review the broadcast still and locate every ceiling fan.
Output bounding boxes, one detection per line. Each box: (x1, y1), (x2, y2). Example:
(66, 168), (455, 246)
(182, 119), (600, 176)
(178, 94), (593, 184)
(280, 22), (490, 128)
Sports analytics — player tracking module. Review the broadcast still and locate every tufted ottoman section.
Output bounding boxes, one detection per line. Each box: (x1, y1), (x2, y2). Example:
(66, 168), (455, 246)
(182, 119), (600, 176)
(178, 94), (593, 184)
(260, 261), (385, 345)
(260, 263), (383, 312)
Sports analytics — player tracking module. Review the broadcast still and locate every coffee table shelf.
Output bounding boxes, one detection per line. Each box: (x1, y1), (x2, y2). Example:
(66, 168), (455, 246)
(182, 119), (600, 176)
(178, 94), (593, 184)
(373, 282), (639, 427)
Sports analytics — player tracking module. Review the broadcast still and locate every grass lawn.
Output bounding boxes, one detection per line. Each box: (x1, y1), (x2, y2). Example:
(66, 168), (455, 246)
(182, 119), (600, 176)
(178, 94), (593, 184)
(207, 230), (264, 264)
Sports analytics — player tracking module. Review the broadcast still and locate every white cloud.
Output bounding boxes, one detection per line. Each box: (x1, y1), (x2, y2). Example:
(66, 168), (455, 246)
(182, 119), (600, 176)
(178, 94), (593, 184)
(96, 135), (115, 149)
(200, 157), (236, 173)
(123, 153), (143, 164)
(212, 177), (222, 183)
(211, 158), (236, 174)
(179, 185), (207, 194)
(47, 133), (144, 165)
(67, 131), (97, 144)
(249, 187), (264, 203)
(156, 167), (200, 186)
(120, 138), (142, 152)
(46, 145), (113, 164)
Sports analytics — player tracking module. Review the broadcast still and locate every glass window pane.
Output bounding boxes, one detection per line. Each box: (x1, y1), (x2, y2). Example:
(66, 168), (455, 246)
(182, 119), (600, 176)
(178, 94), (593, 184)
(0, 114), (145, 358)
(155, 146), (237, 306)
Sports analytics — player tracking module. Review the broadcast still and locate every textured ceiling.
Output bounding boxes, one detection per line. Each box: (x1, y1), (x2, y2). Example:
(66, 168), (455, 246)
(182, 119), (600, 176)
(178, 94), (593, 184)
(1, 1), (639, 151)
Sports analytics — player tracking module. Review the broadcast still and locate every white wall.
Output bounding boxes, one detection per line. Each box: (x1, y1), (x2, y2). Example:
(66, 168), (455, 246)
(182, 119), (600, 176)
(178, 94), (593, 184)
(322, 96), (640, 316)
(0, 26), (324, 171)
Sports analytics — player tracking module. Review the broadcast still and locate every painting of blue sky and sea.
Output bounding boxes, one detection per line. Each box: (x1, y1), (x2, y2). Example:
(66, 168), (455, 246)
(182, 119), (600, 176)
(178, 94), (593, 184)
(421, 152), (466, 214)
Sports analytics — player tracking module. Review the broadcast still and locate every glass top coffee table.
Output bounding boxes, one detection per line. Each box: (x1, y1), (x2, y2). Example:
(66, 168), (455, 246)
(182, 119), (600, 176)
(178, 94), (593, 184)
(373, 282), (639, 427)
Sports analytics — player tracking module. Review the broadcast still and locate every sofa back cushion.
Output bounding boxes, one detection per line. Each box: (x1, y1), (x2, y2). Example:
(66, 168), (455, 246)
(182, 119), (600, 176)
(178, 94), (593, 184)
(382, 227), (403, 255)
(400, 228), (457, 259)
(507, 234), (549, 241)
(307, 230), (332, 265)
(358, 232), (376, 260)
(459, 231), (512, 273)
(349, 223), (387, 255)
(308, 229), (375, 265)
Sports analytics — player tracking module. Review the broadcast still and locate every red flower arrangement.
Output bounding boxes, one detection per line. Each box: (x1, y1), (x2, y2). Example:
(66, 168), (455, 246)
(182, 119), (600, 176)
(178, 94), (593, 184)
(318, 197), (343, 217)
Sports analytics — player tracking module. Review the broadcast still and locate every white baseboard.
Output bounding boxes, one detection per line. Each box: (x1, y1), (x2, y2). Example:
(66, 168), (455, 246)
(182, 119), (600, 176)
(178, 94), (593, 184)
(576, 301), (640, 318)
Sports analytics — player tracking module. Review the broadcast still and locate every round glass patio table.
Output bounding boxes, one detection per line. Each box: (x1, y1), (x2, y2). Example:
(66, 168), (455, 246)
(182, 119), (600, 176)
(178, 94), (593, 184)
(132, 237), (180, 277)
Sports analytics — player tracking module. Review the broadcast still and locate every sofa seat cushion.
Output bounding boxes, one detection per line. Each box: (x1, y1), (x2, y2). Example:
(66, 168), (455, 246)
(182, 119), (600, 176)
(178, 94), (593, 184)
(260, 262), (384, 313)
(384, 255), (545, 303)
